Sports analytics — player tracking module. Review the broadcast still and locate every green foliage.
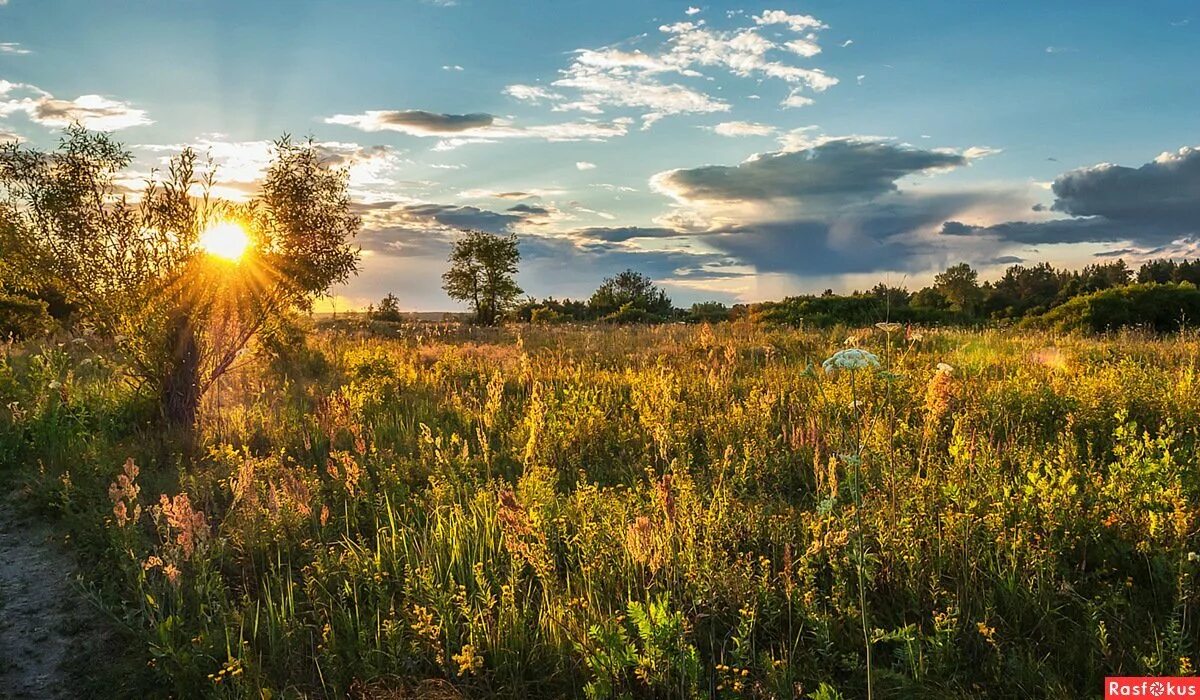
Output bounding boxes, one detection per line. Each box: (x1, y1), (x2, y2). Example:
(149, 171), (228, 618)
(687, 301), (730, 323)
(0, 292), (53, 338)
(934, 262), (984, 315)
(589, 269), (673, 320)
(442, 230), (522, 326)
(1031, 282), (1200, 333)
(580, 596), (701, 699)
(530, 306), (566, 325)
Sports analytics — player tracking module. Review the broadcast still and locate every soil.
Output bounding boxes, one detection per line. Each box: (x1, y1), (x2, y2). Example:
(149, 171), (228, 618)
(0, 496), (104, 699)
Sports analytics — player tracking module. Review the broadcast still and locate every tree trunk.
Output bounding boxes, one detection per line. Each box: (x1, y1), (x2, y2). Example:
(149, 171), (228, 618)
(161, 305), (201, 434)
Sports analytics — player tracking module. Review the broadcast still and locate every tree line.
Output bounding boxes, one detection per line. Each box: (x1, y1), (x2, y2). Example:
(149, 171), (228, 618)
(371, 228), (1200, 332)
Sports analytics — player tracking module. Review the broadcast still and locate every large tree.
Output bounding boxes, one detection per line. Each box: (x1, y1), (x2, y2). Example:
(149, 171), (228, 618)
(442, 230), (522, 325)
(0, 126), (359, 429)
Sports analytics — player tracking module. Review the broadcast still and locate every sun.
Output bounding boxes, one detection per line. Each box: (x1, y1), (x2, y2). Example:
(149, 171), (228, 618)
(197, 221), (251, 262)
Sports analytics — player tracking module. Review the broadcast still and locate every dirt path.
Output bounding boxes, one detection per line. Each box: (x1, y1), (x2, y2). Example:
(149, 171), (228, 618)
(0, 497), (93, 699)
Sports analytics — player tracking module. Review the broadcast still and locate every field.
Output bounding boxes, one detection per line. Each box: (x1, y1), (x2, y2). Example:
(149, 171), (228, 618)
(1, 321), (1197, 698)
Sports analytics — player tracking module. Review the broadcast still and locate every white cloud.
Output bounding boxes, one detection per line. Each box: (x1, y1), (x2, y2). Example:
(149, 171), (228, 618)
(134, 137), (406, 201)
(441, 64), (464, 71)
(961, 146), (1003, 160)
(503, 9), (837, 129)
(685, 6), (701, 15)
(0, 80), (151, 131)
(753, 9), (827, 33)
(576, 161), (597, 170)
(504, 84), (563, 103)
(0, 42), (29, 55)
(841, 39), (853, 47)
(781, 89), (814, 109)
(711, 121), (776, 137)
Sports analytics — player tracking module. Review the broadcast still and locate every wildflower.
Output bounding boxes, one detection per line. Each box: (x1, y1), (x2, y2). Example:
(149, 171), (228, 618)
(453, 644), (484, 676)
(1188, 552), (1199, 562)
(875, 322), (902, 333)
(822, 348), (881, 374)
(47, 380), (62, 391)
(143, 555), (163, 571)
(108, 458), (142, 527)
(163, 563), (181, 585)
(157, 493), (208, 559)
(936, 362), (955, 375)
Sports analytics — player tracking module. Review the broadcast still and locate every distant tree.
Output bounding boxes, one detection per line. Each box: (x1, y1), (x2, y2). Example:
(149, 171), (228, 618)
(374, 293), (402, 322)
(910, 286), (950, 310)
(868, 283), (910, 312)
(933, 263), (984, 316)
(0, 127), (360, 429)
(1137, 259), (1178, 284)
(589, 269), (673, 320)
(985, 263), (1062, 319)
(688, 301), (730, 323)
(515, 296), (589, 323)
(442, 230), (522, 325)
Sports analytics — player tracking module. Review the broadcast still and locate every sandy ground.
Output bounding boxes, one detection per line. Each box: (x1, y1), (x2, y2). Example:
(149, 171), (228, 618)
(0, 497), (96, 699)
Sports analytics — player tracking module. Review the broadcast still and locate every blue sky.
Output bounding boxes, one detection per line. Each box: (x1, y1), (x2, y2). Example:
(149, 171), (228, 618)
(2, 0), (1198, 310)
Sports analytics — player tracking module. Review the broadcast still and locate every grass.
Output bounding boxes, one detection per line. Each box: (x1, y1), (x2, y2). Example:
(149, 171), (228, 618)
(0, 320), (1197, 698)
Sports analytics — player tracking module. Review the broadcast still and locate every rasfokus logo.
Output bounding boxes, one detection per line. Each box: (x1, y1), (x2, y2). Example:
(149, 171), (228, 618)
(1106, 677), (1200, 698)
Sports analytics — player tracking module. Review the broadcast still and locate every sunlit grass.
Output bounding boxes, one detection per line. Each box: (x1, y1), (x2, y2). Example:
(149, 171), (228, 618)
(1, 322), (1197, 698)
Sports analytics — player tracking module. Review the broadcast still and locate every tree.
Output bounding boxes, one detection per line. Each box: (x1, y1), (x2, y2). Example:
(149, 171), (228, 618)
(442, 230), (522, 325)
(589, 269), (673, 320)
(374, 293), (402, 322)
(0, 127), (360, 429)
(984, 263), (1062, 319)
(933, 263), (983, 316)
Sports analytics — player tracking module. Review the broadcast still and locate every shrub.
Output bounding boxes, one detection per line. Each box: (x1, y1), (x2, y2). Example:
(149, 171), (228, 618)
(0, 292), (53, 338)
(1030, 282), (1200, 333)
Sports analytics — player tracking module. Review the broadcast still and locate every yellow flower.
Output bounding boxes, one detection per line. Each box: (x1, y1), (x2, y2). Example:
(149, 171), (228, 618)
(453, 644), (484, 676)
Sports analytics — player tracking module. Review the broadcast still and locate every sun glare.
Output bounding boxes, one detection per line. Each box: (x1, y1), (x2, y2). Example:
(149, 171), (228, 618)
(198, 221), (251, 262)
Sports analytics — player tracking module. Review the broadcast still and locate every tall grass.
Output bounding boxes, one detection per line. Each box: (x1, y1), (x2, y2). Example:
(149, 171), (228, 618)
(1, 322), (1197, 698)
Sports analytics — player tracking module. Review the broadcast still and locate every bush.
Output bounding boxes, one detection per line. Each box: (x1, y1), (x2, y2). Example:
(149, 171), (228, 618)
(602, 302), (659, 324)
(1030, 282), (1200, 333)
(530, 307), (566, 325)
(0, 292), (53, 338)
(687, 301), (730, 323)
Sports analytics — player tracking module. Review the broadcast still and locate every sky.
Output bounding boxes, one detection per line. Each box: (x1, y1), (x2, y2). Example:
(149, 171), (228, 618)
(1, 0), (1198, 311)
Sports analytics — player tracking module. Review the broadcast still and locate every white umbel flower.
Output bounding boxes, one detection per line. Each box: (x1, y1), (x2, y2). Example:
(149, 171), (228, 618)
(823, 348), (881, 373)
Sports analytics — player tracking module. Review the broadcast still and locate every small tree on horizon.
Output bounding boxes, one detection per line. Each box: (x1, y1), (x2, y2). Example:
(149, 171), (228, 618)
(374, 293), (403, 322)
(589, 269), (673, 320)
(442, 230), (522, 325)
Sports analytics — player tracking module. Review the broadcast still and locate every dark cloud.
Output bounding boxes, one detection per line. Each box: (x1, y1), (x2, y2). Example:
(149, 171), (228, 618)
(507, 203), (551, 216)
(650, 138), (1007, 275)
(654, 138), (966, 204)
(1094, 248), (1137, 258)
(359, 110), (494, 134)
(571, 226), (680, 242)
(941, 145), (1200, 247)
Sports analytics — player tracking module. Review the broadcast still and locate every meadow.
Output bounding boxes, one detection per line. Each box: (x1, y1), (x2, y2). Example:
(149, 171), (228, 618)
(0, 320), (1197, 698)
